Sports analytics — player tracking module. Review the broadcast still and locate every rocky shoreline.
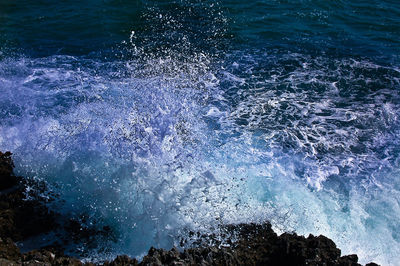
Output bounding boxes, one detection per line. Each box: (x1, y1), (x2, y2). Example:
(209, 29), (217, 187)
(0, 151), (380, 265)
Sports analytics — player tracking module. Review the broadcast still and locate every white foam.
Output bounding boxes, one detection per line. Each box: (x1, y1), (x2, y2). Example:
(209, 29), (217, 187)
(1, 52), (400, 264)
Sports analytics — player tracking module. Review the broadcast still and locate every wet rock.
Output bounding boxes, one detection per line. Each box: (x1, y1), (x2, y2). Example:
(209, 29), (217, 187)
(0, 152), (18, 191)
(103, 255), (138, 266)
(136, 223), (368, 266)
(135, 223), (375, 266)
(23, 249), (56, 264)
(338, 254), (359, 266)
(0, 237), (21, 262)
(0, 181), (57, 241)
(0, 258), (20, 266)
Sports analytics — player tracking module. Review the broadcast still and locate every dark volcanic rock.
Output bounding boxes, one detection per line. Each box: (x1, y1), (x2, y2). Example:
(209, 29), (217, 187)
(104, 255), (138, 266)
(0, 153), (57, 241)
(21, 248), (88, 266)
(137, 223), (370, 266)
(0, 151), (18, 191)
(0, 151), (382, 266)
(0, 237), (21, 262)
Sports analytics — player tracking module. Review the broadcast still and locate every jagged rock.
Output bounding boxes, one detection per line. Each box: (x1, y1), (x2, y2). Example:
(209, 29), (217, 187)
(0, 237), (21, 262)
(0, 151), (57, 243)
(0, 152), (18, 191)
(0, 258), (20, 266)
(135, 223), (366, 266)
(103, 254), (138, 266)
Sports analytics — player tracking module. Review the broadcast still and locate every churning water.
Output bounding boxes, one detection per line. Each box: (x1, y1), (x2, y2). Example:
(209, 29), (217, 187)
(1, 0), (400, 264)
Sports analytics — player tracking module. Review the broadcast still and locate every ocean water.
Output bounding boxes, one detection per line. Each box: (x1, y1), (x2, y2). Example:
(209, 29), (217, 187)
(1, 0), (400, 264)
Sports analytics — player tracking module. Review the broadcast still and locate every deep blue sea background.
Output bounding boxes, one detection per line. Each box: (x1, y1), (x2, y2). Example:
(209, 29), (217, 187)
(1, 0), (400, 264)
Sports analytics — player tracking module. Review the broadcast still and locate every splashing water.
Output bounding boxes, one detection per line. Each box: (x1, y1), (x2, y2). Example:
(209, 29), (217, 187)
(1, 1), (400, 265)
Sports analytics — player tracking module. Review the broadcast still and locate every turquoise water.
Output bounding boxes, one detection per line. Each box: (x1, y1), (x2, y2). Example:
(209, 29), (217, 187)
(1, 0), (400, 264)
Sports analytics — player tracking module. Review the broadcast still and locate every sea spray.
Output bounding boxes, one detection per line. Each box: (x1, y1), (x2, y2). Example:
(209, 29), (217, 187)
(0, 0), (400, 264)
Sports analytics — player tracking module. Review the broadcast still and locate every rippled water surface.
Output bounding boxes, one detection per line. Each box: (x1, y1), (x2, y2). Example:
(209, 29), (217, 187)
(1, 0), (400, 264)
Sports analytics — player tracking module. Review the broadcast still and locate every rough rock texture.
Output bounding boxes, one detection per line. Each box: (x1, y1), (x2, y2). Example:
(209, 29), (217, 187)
(137, 223), (368, 266)
(0, 151), (381, 265)
(0, 152), (57, 241)
(0, 152), (85, 265)
(0, 152), (18, 191)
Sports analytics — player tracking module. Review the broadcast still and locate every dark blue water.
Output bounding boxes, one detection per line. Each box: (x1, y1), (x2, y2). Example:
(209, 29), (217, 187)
(1, 0), (400, 264)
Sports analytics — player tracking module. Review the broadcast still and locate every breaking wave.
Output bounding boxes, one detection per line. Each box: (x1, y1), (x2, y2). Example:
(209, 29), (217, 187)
(1, 1), (400, 265)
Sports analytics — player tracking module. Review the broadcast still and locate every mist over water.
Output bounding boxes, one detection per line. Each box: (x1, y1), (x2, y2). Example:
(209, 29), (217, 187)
(1, 0), (400, 264)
